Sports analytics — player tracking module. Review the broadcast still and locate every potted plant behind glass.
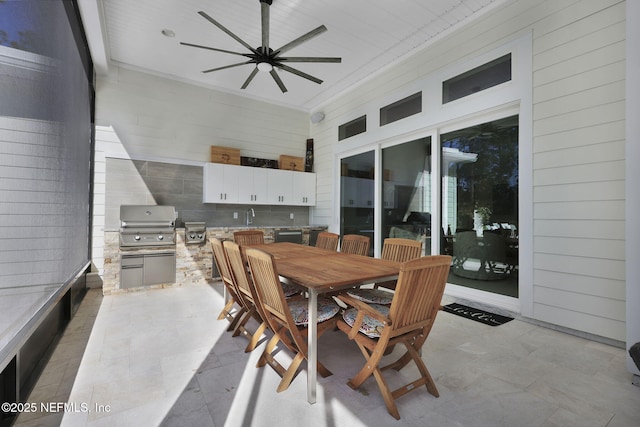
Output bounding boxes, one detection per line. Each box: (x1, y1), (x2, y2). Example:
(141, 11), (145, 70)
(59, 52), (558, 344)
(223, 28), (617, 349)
(473, 206), (492, 237)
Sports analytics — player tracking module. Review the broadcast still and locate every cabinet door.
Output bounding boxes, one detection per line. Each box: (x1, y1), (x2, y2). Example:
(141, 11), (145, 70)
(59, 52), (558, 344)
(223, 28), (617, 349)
(203, 163), (240, 203)
(293, 172), (316, 205)
(250, 168), (268, 204)
(237, 169), (254, 203)
(267, 169), (293, 204)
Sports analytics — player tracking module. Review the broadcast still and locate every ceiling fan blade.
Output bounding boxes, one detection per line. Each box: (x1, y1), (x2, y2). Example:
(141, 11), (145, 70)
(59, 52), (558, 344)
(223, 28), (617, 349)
(270, 69), (288, 93)
(197, 11), (258, 54)
(278, 56), (342, 63)
(241, 67), (259, 89)
(180, 42), (251, 58)
(274, 25), (327, 55)
(277, 64), (323, 84)
(261, 1), (270, 55)
(202, 61), (252, 73)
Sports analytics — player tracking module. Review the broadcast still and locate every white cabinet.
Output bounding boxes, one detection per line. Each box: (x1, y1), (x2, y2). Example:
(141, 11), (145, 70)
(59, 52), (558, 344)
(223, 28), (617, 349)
(204, 163), (315, 206)
(293, 172), (316, 205)
(203, 163), (241, 203)
(238, 167), (268, 204)
(267, 169), (292, 204)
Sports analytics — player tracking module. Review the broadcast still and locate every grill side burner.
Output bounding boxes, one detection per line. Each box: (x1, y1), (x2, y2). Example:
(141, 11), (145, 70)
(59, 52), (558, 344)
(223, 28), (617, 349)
(119, 205), (176, 247)
(184, 222), (207, 245)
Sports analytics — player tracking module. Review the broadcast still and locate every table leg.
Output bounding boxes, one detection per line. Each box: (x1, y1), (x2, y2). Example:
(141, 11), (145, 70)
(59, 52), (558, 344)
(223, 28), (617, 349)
(307, 289), (318, 404)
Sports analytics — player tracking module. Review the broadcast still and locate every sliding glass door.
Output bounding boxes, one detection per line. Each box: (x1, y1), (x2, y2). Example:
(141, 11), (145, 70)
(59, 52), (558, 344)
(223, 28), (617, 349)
(381, 137), (432, 255)
(441, 115), (519, 297)
(337, 116), (519, 299)
(340, 151), (375, 255)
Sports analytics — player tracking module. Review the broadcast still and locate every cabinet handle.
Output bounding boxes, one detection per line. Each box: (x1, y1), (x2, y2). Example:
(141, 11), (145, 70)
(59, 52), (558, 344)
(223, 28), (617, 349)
(220, 193), (223, 200)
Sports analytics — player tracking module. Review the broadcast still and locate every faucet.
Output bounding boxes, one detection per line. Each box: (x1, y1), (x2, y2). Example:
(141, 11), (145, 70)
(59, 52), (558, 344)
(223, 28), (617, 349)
(246, 208), (255, 226)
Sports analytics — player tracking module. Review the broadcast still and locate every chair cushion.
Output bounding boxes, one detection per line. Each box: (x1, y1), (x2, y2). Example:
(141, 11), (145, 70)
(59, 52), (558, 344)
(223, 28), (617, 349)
(342, 304), (390, 338)
(288, 298), (340, 326)
(281, 282), (300, 297)
(347, 288), (394, 304)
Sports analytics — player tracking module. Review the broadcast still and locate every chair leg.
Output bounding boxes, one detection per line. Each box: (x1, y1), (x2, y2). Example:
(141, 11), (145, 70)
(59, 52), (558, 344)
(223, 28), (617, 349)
(227, 306), (247, 332)
(404, 342), (439, 397)
(372, 366), (401, 420)
(257, 333), (281, 368)
(245, 321), (268, 353)
(277, 352), (305, 392)
(381, 340), (439, 397)
(218, 298), (235, 320)
(232, 308), (252, 337)
(347, 343), (385, 389)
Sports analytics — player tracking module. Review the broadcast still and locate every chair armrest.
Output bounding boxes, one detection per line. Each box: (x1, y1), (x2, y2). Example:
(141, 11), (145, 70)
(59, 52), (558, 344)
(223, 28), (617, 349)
(336, 294), (386, 321)
(336, 293), (391, 339)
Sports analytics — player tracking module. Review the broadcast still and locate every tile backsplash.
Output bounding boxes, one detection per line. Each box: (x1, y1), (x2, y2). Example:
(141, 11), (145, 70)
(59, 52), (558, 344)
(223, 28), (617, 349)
(105, 158), (310, 230)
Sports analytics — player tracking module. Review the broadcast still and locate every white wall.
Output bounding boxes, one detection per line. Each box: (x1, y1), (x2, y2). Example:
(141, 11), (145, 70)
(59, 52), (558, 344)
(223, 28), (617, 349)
(96, 65), (310, 163)
(626, 0), (640, 375)
(311, 0), (627, 342)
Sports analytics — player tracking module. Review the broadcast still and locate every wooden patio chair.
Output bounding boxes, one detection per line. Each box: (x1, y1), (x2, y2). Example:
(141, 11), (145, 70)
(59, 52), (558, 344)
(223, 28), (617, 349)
(211, 238), (246, 332)
(244, 247), (340, 392)
(315, 231), (340, 251)
(233, 230), (265, 246)
(347, 238), (423, 304)
(340, 234), (370, 256)
(223, 240), (269, 352)
(336, 255), (452, 420)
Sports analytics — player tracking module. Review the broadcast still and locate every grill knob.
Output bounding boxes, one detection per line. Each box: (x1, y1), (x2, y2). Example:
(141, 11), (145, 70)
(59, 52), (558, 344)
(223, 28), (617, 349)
(189, 233), (196, 239)
(197, 233), (203, 239)
(134, 235), (141, 241)
(157, 235), (164, 240)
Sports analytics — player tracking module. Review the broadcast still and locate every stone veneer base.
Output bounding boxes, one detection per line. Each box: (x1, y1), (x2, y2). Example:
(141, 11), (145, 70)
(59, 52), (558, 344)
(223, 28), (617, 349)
(101, 226), (326, 295)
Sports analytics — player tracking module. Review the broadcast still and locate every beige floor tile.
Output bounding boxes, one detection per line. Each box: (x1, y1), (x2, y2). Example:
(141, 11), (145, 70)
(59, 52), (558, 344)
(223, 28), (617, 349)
(13, 285), (640, 427)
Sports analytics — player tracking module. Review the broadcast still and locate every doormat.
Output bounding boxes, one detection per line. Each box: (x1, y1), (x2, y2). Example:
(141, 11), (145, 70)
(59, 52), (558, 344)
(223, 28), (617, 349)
(442, 303), (513, 326)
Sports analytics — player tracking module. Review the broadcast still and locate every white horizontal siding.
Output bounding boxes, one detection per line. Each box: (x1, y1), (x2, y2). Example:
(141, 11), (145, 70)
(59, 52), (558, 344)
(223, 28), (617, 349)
(533, 302), (625, 342)
(531, 0), (625, 342)
(0, 116), (90, 289)
(311, 0), (627, 341)
(535, 269), (625, 300)
(97, 66), (310, 163)
(535, 236), (624, 260)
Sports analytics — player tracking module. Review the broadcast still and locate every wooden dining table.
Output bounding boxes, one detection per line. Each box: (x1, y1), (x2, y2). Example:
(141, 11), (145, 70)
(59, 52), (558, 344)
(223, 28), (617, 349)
(251, 242), (401, 404)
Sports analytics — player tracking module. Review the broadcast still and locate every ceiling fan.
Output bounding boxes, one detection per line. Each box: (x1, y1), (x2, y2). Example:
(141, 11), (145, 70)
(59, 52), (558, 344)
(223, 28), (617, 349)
(180, 0), (341, 93)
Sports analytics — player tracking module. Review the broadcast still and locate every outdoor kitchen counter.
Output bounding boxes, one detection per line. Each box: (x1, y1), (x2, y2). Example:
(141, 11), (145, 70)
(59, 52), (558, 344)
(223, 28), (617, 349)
(205, 225), (328, 245)
(101, 225), (327, 295)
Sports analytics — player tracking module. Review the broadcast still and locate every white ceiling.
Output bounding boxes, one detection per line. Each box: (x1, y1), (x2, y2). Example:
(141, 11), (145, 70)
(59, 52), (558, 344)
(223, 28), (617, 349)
(84, 0), (501, 111)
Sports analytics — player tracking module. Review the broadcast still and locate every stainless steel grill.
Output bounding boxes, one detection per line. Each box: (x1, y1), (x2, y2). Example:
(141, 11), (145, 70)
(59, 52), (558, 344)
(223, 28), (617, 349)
(119, 205), (176, 247)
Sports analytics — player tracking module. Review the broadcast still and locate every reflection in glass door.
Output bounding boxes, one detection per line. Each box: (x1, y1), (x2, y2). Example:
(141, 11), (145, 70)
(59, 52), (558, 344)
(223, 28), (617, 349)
(340, 151), (375, 255)
(441, 115), (519, 297)
(381, 138), (432, 255)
